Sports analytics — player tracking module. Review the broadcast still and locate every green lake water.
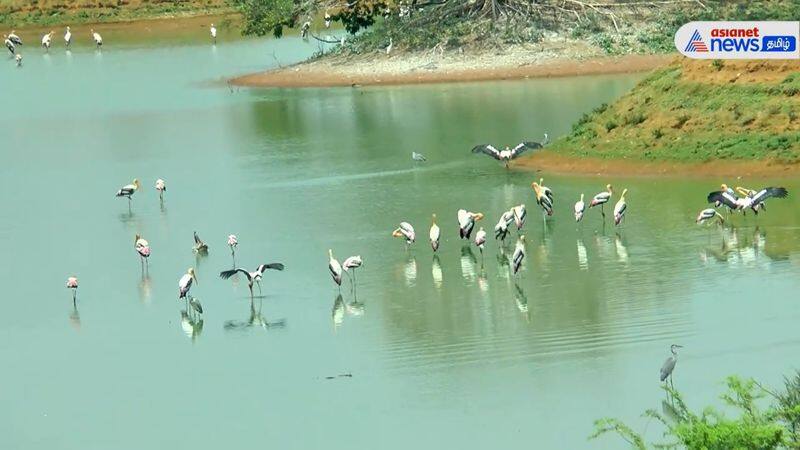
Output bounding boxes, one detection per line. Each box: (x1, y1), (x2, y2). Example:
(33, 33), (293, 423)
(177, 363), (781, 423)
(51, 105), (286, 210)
(1, 33), (800, 449)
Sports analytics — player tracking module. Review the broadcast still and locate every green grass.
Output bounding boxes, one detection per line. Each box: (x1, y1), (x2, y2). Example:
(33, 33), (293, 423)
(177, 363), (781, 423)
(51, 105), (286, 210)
(551, 64), (800, 163)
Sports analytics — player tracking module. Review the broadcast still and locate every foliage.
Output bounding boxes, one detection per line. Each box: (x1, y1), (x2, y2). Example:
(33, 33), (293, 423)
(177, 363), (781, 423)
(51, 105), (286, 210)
(592, 376), (791, 449)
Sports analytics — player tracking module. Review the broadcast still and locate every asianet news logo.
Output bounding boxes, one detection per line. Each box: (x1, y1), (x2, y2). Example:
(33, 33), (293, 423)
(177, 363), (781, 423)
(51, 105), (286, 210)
(675, 21), (799, 59)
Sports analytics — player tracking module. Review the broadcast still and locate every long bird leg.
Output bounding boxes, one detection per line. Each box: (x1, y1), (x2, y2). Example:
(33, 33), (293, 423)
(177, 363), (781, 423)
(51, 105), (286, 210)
(257, 281), (262, 296)
(600, 204), (605, 220)
(248, 283), (254, 299)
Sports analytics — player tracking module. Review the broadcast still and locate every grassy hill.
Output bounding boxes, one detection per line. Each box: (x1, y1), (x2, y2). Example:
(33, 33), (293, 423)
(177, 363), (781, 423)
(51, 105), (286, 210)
(550, 59), (800, 163)
(0, 0), (232, 27)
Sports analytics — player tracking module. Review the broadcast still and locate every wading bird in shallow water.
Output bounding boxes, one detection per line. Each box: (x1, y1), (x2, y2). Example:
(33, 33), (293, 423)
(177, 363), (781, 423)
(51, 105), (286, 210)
(589, 184), (613, 219)
(707, 184), (741, 215)
(134, 234), (150, 267)
(328, 249), (343, 289)
(90, 29), (102, 48)
(735, 186), (789, 215)
(41, 31), (53, 51)
(66, 276), (78, 304)
(696, 208), (724, 225)
(64, 26), (71, 47)
(4, 35), (15, 55)
(411, 151), (426, 162)
(342, 256), (363, 288)
(457, 209), (484, 240)
(115, 179), (140, 206)
(471, 134), (548, 168)
(15, 53), (22, 66)
(613, 189), (628, 226)
(155, 179), (166, 201)
(512, 235), (525, 275)
(429, 214), (440, 252)
(220, 263), (285, 298)
(392, 222), (416, 247)
(475, 227), (487, 258)
(8, 30), (22, 46)
(660, 344), (683, 388)
(178, 268), (200, 312)
(227, 235), (238, 257)
(210, 23), (217, 44)
(494, 210), (514, 242)
(531, 181), (553, 219)
(574, 194), (586, 222)
(511, 204), (526, 232)
(193, 231), (209, 254)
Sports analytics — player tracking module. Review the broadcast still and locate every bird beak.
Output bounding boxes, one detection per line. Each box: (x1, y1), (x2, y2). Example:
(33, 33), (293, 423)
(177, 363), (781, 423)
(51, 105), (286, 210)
(474, 213), (484, 221)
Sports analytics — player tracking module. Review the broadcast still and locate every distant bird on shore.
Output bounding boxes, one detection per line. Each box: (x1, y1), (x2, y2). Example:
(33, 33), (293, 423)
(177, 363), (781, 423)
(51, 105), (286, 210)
(90, 29), (102, 48)
(696, 208), (723, 225)
(589, 184), (613, 219)
(328, 249), (343, 289)
(574, 194), (586, 222)
(660, 344), (683, 386)
(458, 209), (484, 240)
(115, 179), (140, 206)
(8, 31), (22, 46)
(66, 276), (78, 303)
(135, 234), (151, 267)
(64, 26), (72, 47)
(155, 179), (166, 201)
(41, 31), (53, 51)
(613, 188), (628, 226)
(193, 232), (209, 254)
(4, 35), (15, 55)
(220, 263), (285, 298)
(471, 134), (548, 168)
(429, 214), (440, 252)
(411, 151), (426, 162)
(210, 23), (217, 44)
(392, 222), (416, 246)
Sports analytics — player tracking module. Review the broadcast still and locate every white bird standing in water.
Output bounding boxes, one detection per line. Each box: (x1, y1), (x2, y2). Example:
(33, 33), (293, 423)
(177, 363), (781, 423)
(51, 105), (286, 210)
(8, 30), (22, 46)
(475, 227), (487, 256)
(590, 184), (613, 219)
(90, 29), (102, 48)
(328, 249), (343, 288)
(342, 256), (363, 287)
(64, 26), (72, 47)
(155, 178), (166, 201)
(512, 235), (525, 275)
(66, 276), (79, 304)
(135, 234), (151, 267)
(494, 209), (514, 242)
(14, 53), (22, 66)
(227, 234), (238, 256)
(613, 189), (628, 226)
(429, 214), (440, 252)
(458, 209), (484, 240)
(41, 31), (54, 51)
(392, 222), (416, 246)
(4, 35), (15, 55)
(511, 204), (526, 232)
(115, 178), (140, 206)
(220, 263), (285, 298)
(574, 194), (586, 222)
(696, 208), (724, 225)
(178, 268), (200, 314)
(531, 181), (553, 219)
(210, 23), (217, 44)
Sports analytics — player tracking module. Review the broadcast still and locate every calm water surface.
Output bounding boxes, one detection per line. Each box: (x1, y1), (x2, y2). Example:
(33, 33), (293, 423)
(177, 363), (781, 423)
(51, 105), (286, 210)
(1, 33), (800, 450)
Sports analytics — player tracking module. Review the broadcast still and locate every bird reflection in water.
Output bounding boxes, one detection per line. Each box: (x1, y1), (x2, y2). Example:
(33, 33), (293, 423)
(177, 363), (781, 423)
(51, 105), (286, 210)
(497, 247), (511, 281)
(180, 310), (204, 342)
(332, 294), (345, 330)
(576, 239), (589, 270)
(403, 256), (417, 287)
(514, 283), (529, 320)
(431, 254), (443, 289)
(615, 233), (629, 264)
(224, 298), (286, 332)
(69, 305), (81, 331)
(138, 273), (152, 304)
(460, 245), (478, 284)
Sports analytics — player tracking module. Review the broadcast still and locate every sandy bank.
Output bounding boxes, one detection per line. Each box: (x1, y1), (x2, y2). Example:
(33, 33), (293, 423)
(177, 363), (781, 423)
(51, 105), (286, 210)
(231, 48), (672, 88)
(517, 151), (800, 179)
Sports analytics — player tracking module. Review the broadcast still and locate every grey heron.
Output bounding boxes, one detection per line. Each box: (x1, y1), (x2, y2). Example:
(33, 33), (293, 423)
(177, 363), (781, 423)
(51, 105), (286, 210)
(660, 344), (683, 388)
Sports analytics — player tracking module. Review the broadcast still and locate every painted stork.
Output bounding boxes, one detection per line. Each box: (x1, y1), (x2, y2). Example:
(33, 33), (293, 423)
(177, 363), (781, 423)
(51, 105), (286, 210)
(475, 227), (487, 256)
(660, 344), (683, 387)
(115, 178), (140, 206)
(14, 53), (22, 66)
(458, 209), (484, 240)
(178, 268), (198, 310)
(392, 222), (416, 246)
(134, 234), (151, 267)
(494, 210), (514, 241)
(342, 256), (363, 287)
(64, 26), (72, 47)
(227, 234), (238, 256)
(193, 231), (209, 254)
(155, 179), (166, 201)
(511, 204), (526, 231)
(41, 31), (54, 51)
(210, 23), (217, 44)
(4, 35), (15, 55)
(300, 21), (311, 39)
(589, 184), (613, 218)
(8, 31), (22, 46)
(696, 208), (724, 225)
(220, 263), (285, 298)
(471, 134), (548, 168)
(66, 276), (78, 304)
(613, 188), (628, 226)
(735, 186), (789, 215)
(512, 235), (525, 275)
(429, 214), (440, 252)
(328, 249), (343, 288)
(531, 181), (553, 218)
(90, 29), (102, 48)
(411, 151), (426, 162)
(574, 194), (586, 222)
(707, 184), (741, 214)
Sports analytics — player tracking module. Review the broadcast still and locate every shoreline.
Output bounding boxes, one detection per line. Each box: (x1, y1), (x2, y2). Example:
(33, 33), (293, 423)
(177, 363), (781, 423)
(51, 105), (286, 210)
(516, 151), (800, 179)
(231, 51), (673, 88)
